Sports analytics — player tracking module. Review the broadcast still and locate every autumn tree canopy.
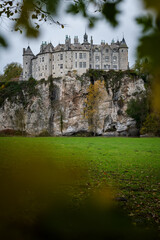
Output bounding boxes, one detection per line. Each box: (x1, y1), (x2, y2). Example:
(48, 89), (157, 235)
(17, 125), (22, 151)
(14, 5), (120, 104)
(0, 62), (22, 82)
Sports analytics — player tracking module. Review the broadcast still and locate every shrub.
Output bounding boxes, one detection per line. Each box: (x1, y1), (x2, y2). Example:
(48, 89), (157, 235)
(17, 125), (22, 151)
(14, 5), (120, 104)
(126, 95), (150, 129)
(140, 113), (160, 136)
(0, 129), (27, 136)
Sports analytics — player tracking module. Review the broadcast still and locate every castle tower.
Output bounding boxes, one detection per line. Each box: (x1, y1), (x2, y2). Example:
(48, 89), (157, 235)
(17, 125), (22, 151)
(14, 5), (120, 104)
(119, 37), (129, 70)
(23, 46), (34, 80)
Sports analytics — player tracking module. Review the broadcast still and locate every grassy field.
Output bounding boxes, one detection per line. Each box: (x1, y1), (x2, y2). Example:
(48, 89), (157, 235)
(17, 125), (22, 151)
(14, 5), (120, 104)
(0, 137), (160, 239)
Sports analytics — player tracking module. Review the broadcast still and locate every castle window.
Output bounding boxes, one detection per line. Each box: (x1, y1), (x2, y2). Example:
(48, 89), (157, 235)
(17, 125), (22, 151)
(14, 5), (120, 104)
(60, 64), (63, 69)
(113, 56), (117, 62)
(53, 56), (54, 61)
(42, 66), (44, 70)
(83, 53), (86, 59)
(75, 62), (77, 68)
(75, 53), (77, 59)
(95, 56), (100, 62)
(79, 53), (83, 59)
(122, 50), (123, 52)
(26, 62), (28, 65)
(45, 65), (47, 70)
(42, 57), (44, 62)
(79, 62), (82, 68)
(60, 54), (63, 60)
(38, 67), (40, 71)
(95, 65), (100, 69)
(105, 56), (109, 62)
(83, 62), (86, 68)
(104, 65), (110, 69)
(113, 65), (117, 70)
(106, 49), (109, 53)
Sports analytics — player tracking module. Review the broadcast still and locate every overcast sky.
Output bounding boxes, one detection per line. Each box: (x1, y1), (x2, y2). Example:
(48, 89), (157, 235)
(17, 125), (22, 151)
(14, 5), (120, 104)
(0, 0), (144, 74)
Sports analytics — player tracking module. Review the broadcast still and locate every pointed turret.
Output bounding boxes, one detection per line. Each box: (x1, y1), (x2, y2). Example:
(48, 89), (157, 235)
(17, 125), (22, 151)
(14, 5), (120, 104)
(120, 37), (128, 48)
(119, 37), (129, 70)
(83, 31), (88, 44)
(91, 36), (93, 46)
(23, 46), (34, 80)
(23, 46), (34, 56)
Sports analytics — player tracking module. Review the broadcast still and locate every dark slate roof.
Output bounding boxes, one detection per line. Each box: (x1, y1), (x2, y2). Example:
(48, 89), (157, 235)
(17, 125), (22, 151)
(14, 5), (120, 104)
(24, 46), (34, 55)
(43, 43), (54, 53)
(119, 37), (128, 48)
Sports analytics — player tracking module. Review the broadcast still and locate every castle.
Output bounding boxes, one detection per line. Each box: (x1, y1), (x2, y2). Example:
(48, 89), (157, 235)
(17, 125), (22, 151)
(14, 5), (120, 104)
(23, 33), (129, 80)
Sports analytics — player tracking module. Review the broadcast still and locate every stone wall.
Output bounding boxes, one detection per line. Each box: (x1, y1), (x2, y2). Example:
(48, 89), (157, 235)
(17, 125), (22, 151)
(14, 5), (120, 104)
(0, 71), (145, 136)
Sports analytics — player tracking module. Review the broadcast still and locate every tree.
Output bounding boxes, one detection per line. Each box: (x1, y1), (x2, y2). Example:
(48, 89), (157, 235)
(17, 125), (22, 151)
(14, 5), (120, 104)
(84, 80), (105, 136)
(0, 0), (123, 46)
(134, 58), (151, 82)
(0, 62), (22, 82)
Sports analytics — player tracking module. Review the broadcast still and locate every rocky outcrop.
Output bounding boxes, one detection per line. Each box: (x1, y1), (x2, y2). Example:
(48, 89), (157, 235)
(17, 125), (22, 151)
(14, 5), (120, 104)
(0, 71), (145, 136)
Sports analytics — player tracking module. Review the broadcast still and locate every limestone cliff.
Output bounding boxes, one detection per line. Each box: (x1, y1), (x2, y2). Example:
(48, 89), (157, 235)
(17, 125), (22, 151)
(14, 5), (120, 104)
(0, 71), (145, 136)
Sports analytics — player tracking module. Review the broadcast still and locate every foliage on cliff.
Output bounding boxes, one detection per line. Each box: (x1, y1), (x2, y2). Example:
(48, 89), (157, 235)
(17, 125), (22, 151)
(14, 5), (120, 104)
(0, 62), (22, 82)
(86, 69), (138, 97)
(84, 80), (105, 135)
(0, 78), (38, 108)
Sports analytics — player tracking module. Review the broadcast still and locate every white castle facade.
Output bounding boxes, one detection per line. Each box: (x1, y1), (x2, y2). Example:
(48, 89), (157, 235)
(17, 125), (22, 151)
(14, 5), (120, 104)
(23, 33), (129, 81)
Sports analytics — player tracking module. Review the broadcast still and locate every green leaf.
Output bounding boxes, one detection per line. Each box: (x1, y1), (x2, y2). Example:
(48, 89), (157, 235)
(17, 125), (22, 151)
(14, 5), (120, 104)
(0, 35), (7, 47)
(136, 15), (153, 33)
(102, 1), (122, 27)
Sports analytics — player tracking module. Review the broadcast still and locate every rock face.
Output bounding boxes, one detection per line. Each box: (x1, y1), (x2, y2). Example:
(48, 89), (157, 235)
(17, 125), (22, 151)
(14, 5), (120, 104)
(0, 72), (145, 136)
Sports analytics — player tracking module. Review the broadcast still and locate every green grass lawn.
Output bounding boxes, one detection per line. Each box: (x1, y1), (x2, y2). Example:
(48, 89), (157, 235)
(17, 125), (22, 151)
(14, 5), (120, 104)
(0, 137), (160, 239)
